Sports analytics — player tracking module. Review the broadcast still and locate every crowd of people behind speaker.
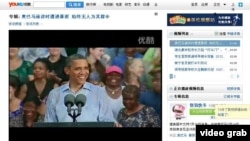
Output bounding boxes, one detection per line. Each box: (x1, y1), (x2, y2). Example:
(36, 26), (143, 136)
(9, 47), (161, 127)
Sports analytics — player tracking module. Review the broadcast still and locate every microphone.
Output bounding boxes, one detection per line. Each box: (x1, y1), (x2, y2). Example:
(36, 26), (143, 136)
(75, 94), (87, 114)
(64, 94), (75, 114)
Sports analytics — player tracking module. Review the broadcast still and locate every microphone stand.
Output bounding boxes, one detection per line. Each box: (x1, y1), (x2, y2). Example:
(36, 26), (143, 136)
(68, 108), (81, 122)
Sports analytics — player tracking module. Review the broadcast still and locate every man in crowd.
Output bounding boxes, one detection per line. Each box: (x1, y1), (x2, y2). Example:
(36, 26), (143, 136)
(45, 54), (114, 123)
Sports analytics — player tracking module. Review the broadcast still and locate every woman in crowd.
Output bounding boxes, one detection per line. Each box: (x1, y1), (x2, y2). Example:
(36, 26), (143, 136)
(101, 66), (125, 120)
(86, 48), (109, 86)
(10, 47), (34, 85)
(123, 58), (147, 93)
(46, 48), (69, 85)
(19, 58), (58, 120)
(9, 75), (23, 127)
(117, 85), (161, 127)
(23, 97), (43, 127)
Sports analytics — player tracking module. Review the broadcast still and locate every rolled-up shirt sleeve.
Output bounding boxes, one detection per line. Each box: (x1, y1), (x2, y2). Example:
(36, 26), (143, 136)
(44, 88), (59, 122)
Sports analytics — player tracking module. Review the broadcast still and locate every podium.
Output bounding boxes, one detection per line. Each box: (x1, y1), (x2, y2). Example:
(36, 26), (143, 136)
(34, 122), (115, 127)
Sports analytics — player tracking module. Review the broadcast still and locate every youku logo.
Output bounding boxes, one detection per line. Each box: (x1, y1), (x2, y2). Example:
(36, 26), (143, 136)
(9, 2), (31, 7)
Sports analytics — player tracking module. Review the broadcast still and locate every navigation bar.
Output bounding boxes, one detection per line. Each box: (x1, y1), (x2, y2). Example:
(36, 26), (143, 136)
(3, 0), (250, 10)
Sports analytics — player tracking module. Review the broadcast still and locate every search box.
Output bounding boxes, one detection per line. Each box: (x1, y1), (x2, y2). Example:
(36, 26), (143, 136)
(33, 1), (65, 8)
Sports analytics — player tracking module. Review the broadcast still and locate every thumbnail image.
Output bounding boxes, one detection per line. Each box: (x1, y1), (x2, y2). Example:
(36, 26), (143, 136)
(171, 104), (186, 120)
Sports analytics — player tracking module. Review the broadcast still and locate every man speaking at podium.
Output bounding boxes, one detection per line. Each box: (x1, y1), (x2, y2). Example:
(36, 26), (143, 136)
(44, 54), (114, 123)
